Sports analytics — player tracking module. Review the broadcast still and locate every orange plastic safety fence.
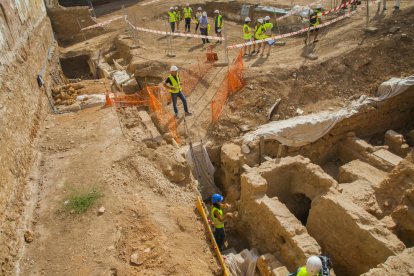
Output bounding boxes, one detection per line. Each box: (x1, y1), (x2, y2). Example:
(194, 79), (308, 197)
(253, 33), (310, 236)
(147, 88), (180, 143)
(211, 51), (245, 123)
(145, 85), (171, 106)
(181, 54), (214, 96)
(113, 91), (148, 107)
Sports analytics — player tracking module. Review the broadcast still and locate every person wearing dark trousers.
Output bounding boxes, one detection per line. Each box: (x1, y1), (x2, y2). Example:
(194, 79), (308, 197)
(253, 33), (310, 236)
(168, 7), (176, 33)
(199, 11), (210, 44)
(210, 194), (234, 252)
(163, 66), (192, 118)
(183, 3), (192, 33)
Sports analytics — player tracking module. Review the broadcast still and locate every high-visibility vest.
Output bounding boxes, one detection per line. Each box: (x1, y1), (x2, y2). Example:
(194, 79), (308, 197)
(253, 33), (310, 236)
(195, 12), (202, 23)
(297, 266), (321, 276)
(175, 10), (181, 21)
(215, 15), (223, 28)
(310, 13), (320, 26)
(242, 24), (252, 39)
(168, 11), (176, 23)
(184, 7), (192, 19)
(264, 22), (273, 37)
(207, 23), (211, 32)
(211, 206), (224, 229)
(254, 24), (265, 40)
(168, 74), (181, 94)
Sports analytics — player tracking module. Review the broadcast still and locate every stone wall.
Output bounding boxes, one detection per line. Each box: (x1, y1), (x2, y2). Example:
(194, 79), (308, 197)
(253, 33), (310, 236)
(243, 88), (414, 166)
(238, 158), (330, 271)
(307, 194), (405, 275)
(0, 1), (62, 274)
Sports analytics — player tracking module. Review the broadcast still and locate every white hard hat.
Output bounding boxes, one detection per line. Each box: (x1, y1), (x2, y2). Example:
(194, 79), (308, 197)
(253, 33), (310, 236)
(170, 65), (178, 72)
(175, 6), (178, 9)
(245, 17), (251, 22)
(316, 4), (323, 9)
(202, 11), (207, 16)
(258, 18), (264, 24)
(264, 16), (271, 21)
(169, 7), (173, 10)
(186, 3), (189, 6)
(197, 7), (202, 11)
(214, 10), (219, 13)
(306, 256), (322, 276)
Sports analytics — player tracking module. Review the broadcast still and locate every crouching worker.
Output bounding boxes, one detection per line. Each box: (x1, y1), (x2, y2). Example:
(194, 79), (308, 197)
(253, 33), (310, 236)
(210, 193), (234, 252)
(289, 255), (333, 276)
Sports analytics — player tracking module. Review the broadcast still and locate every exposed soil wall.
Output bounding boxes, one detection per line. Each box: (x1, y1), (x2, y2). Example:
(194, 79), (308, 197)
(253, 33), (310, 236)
(0, 13), (62, 276)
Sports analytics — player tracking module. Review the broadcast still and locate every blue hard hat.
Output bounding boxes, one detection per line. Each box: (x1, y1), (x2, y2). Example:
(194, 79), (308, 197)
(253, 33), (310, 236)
(212, 193), (223, 204)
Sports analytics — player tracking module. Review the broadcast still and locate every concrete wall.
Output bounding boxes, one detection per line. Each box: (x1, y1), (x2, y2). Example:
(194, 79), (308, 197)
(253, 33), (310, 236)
(0, 1), (62, 274)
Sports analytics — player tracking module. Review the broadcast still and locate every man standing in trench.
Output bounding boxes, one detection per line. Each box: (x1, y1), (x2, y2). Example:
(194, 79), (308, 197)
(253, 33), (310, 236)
(163, 65), (192, 118)
(210, 193), (234, 252)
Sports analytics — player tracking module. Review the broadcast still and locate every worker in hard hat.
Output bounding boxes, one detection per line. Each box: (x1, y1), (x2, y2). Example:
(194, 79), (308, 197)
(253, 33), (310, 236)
(214, 10), (223, 44)
(252, 18), (265, 55)
(242, 17), (252, 56)
(175, 6), (182, 32)
(199, 11), (210, 44)
(194, 7), (203, 33)
(167, 7), (176, 33)
(290, 256), (323, 276)
(163, 66), (192, 118)
(305, 6), (322, 45)
(210, 193), (233, 252)
(262, 15), (274, 56)
(183, 3), (192, 33)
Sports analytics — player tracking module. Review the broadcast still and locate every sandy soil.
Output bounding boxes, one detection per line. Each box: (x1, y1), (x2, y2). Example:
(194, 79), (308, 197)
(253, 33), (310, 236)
(19, 106), (220, 275)
(17, 0), (414, 274)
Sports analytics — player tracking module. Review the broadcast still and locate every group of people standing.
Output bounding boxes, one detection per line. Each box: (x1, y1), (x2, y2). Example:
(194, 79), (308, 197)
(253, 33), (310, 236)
(167, 4), (224, 45)
(242, 16), (274, 57)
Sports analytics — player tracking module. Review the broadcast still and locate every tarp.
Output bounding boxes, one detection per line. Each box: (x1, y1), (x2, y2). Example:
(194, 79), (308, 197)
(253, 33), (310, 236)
(242, 76), (414, 147)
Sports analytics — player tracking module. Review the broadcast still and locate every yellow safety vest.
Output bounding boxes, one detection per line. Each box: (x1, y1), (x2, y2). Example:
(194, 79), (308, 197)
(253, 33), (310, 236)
(195, 12), (202, 23)
(207, 23), (211, 32)
(168, 11), (176, 23)
(254, 24), (265, 40)
(211, 206), (224, 229)
(168, 74), (181, 94)
(297, 266), (321, 276)
(184, 7), (192, 19)
(242, 24), (252, 39)
(310, 13), (320, 26)
(175, 10), (181, 21)
(264, 22), (273, 38)
(215, 15), (223, 28)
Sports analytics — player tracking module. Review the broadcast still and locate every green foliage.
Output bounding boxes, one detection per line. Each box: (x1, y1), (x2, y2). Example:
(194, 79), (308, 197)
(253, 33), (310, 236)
(64, 187), (102, 214)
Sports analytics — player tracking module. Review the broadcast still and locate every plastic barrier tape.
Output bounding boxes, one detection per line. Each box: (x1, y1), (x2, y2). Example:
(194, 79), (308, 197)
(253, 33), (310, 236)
(81, 15), (126, 31)
(125, 19), (225, 41)
(228, 9), (358, 49)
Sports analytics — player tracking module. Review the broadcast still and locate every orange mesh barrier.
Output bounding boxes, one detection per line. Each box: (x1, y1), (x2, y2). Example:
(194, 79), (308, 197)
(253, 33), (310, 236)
(147, 87), (180, 143)
(112, 91), (148, 107)
(211, 51), (245, 123)
(180, 53), (214, 96)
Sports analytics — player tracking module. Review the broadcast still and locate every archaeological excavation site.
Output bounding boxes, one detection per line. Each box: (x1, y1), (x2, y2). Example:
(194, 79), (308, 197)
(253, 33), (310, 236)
(1, 0), (414, 275)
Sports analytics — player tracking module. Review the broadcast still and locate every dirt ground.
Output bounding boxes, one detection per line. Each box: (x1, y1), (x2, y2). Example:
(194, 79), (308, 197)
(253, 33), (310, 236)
(16, 0), (414, 275)
(18, 106), (220, 275)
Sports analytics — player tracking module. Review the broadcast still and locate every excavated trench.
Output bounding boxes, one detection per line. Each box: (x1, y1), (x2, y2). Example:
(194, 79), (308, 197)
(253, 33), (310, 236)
(60, 54), (92, 79)
(205, 85), (414, 275)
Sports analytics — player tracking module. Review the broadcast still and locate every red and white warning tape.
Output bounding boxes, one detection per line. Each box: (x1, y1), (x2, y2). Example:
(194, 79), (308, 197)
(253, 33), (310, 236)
(125, 19), (225, 41)
(319, 0), (357, 17)
(81, 15), (126, 31)
(228, 9), (358, 49)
